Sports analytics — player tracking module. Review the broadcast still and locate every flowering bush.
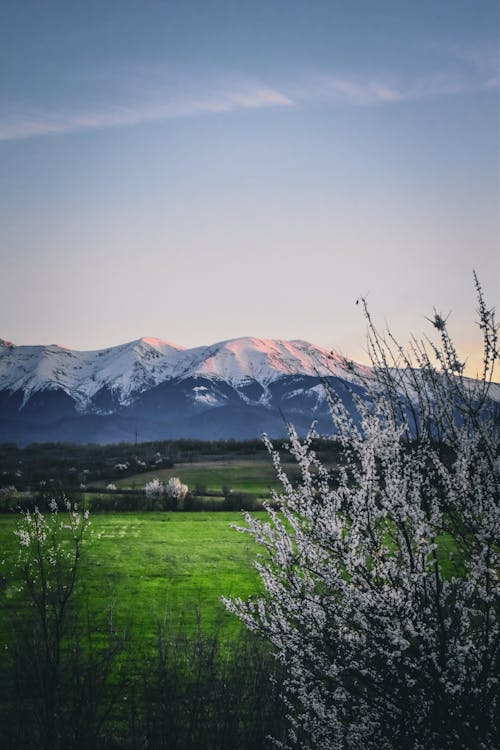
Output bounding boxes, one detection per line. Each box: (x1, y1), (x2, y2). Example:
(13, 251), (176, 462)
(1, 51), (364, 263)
(12, 498), (92, 748)
(165, 477), (189, 501)
(224, 280), (499, 750)
(145, 478), (164, 498)
(144, 477), (188, 508)
(15, 498), (90, 606)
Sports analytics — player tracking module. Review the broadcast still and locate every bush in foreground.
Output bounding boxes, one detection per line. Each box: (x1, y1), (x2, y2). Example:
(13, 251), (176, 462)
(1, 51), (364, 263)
(225, 278), (499, 749)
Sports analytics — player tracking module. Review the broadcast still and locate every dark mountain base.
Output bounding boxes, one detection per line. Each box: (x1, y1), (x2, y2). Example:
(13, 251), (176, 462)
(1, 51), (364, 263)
(0, 375), (363, 445)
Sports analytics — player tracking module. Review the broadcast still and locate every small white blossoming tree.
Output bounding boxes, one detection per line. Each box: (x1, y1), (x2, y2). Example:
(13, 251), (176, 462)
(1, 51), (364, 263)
(165, 477), (189, 502)
(145, 478), (164, 499)
(12, 498), (91, 749)
(224, 277), (499, 750)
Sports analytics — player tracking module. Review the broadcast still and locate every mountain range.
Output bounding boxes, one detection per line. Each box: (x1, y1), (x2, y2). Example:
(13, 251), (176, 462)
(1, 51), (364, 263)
(0, 336), (371, 445)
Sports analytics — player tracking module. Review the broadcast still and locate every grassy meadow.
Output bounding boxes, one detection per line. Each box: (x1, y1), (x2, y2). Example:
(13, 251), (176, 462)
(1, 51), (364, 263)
(0, 502), (284, 748)
(0, 511), (264, 648)
(109, 458), (299, 499)
(0, 446), (479, 749)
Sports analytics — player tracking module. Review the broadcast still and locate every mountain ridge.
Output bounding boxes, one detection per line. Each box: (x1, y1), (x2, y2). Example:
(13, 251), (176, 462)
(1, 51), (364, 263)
(0, 335), (364, 410)
(0, 335), (365, 444)
(1, 335), (496, 446)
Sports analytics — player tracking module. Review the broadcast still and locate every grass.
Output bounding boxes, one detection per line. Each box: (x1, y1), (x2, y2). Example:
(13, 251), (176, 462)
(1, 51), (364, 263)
(0, 502), (467, 658)
(112, 459), (299, 498)
(0, 512), (264, 649)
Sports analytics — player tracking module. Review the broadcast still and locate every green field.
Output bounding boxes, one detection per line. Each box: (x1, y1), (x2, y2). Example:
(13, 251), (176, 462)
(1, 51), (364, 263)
(1, 501), (464, 655)
(0, 512), (264, 647)
(113, 458), (298, 498)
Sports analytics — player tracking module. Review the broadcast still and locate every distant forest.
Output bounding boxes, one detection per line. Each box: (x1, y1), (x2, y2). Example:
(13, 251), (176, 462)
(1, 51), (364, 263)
(0, 437), (343, 492)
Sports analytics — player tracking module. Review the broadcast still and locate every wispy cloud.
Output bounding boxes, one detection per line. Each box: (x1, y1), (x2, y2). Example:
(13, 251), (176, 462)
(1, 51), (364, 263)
(292, 75), (403, 105)
(291, 66), (498, 107)
(0, 84), (293, 142)
(1, 57), (497, 142)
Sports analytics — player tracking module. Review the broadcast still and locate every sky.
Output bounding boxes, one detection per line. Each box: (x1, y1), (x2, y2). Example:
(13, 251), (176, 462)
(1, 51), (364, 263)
(0, 0), (498, 374)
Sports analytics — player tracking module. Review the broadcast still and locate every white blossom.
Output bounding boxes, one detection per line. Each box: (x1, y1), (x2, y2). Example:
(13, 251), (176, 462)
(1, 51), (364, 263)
(165, 477), (188, 501)
(145, 478), (164, 498)
(224, 279), (499, 750)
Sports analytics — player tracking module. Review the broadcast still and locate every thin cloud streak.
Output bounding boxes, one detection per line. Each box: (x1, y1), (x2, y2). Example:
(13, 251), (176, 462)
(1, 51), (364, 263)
(1, 63), (497, 142)
(0, 86), (293, 142)
(292, 68), (498, 106)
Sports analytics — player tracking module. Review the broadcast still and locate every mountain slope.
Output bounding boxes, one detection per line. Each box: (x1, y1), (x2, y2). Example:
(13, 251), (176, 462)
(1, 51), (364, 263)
(0, 336), (363, 444)
(4, 334), (494, 446)
(0, 336), (365, 409)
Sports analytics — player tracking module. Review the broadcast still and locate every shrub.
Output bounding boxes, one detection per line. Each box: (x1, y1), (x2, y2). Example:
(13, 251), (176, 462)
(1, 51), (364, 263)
(224, 279), (499, 749)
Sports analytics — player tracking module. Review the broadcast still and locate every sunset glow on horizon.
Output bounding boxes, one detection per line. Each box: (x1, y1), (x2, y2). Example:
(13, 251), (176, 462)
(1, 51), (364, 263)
(0, 1), (498, 372)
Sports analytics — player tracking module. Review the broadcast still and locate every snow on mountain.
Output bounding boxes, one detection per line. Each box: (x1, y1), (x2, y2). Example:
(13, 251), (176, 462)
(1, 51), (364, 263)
(0, 335), (358, 411)
(0, 337), (186, 410)
(176, 337), (355, 386)
(1, 334), (498, 445)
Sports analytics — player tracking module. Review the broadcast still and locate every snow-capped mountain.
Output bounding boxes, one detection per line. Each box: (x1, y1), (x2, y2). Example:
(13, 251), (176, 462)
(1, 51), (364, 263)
(0, 335), (364, 444)
(1, 335), (497, 445)
(0, 337), (186, 410)
(0, 336), (359, 408)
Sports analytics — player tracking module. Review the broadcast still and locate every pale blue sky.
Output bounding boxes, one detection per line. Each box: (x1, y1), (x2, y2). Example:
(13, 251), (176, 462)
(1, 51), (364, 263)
(0, 1), (498, 371)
